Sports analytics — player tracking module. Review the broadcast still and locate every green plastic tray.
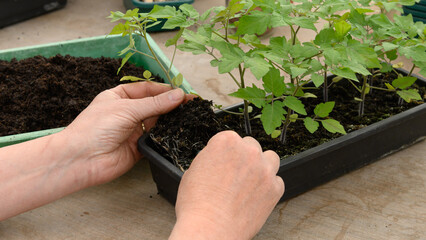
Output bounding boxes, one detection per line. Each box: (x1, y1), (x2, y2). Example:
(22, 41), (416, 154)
(123, 0), (194, 32)
(0, 34), (194, 147)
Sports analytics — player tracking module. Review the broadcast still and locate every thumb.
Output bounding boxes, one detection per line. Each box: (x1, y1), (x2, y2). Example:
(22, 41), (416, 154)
(132, 88), (185, 121)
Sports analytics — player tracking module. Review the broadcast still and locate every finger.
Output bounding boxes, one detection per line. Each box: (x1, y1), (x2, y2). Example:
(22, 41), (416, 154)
(129, 88), (185, 121)
(111, 81), (173, 99)
(275, 176), (285, 197)
(241, 136), (263, 152)
(263, 150), (280, 174)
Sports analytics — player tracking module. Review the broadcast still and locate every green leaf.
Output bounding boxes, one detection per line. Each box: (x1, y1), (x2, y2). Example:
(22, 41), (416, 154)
(392, 76), (417, 89)
(382, 42), (399, 52)
(179, 4), (199, 19)
(311, 73), (324, 87)
(117, 52), (135, 74)
(314, 102), (335, 118)
(397, 89), (422, 102)
(229, 85), (266, 108)
(385, 82), (395, 90)
(235, 11), (272, 35)
(120, 76), (144, 82)
(164, 15), (191, 29)
(335, 20), (351, 37)
(284, 96), (307, 115)
(149, 5), (177, 18)
(290, 66), (308, 78)
(290, 114), (298, 123)
(380, 62), (393, 72)
(262, 68), (285, 96)
(165, 28), (184, 47)
(211, 41), (245, 73)
(347, 63), (371, 76)
(261, 101), (286, 135)
(314, 28), (337, 47)
(304, 117), (319, 133)
(323, 48), (344, 65)
(331, 67), (358, 82)
(143, 70), (152, 79)
(271, 130), (281, 138)
(172, 73), (184, 87)
(321, 119), (346, 134)
(243, 55), (271, 80)
(109, 23), (127, 35)
(302, 92), (317, 98)
(292, 17), (317, 31)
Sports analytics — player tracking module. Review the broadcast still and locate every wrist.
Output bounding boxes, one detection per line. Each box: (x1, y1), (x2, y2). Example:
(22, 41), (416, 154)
(169, 213), (238, 240)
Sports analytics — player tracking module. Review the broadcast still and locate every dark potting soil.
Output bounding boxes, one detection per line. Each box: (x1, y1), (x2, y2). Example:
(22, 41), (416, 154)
(0, 54), (162, 136)
(150, 72), (425, 170)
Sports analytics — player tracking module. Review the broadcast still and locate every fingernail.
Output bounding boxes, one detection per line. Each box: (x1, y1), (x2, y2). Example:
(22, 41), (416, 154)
(168, 88), (184, 102)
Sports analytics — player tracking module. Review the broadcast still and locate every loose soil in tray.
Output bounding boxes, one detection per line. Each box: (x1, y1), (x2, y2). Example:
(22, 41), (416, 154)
(0, 54), (162, 136)
(150, 72), (425, 170)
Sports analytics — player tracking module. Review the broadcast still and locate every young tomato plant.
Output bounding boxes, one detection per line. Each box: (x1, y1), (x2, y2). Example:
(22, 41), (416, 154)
(112, 0), (424, 145)
(315, 0), (425, 116)
(107, 7), (197, 87)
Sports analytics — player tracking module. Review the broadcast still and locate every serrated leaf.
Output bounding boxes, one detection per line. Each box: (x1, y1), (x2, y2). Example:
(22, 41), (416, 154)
(262, 68), (285, 96)
(397, 89), (422, 102)
(284, 96), (307, 115)
(392, 76), (417, 89)
(229, 85), (266, 108)
(109, 23), (127, 35)
(311, 73), (324, 87)
(244, 55), (271, 80)
(332, 67), (358, 82)
(290, 66), (308, 78)
(235, 11), (272, 35)
(382, 42), (399, 51)
(335, 20), (351, 37)
(117, 52), (135, 74)
(165, 28), (184, 47)
(304, 117), (319, 133)
(314, 102), (335, 118)
(261, 101), (286, 135)
(321, 119), (346, 134)
(380, 62), (393, 72)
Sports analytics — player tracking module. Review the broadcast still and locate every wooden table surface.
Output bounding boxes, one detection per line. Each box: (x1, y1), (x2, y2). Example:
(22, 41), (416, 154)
(1, 0), (425, 239)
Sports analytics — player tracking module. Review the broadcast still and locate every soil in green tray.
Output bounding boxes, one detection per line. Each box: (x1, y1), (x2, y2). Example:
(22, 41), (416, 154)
(0, 54), (163, 136)
(150, 72), (425, 170)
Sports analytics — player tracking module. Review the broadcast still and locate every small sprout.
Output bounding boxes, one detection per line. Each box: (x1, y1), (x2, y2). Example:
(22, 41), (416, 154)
(271, 130), (281, 138)
(171, 73), (184, 87)
(143, 70), (152, 79)
(392, 62), (404, 68)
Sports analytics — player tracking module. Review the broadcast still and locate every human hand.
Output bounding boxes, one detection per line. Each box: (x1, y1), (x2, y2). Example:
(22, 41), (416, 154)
(169, 131), (285, 240)
(62, 81), (189, 186)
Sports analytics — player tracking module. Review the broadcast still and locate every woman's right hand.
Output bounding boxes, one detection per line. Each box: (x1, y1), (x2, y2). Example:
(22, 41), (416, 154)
(170, 130), (285, 240)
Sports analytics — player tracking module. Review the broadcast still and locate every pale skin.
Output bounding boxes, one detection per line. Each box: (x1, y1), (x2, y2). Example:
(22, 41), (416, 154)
(0, 82), (284, 239)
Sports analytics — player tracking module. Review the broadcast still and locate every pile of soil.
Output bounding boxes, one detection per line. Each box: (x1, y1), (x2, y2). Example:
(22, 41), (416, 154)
(0, 54), (162, 136)
(150, 72), (425, 170)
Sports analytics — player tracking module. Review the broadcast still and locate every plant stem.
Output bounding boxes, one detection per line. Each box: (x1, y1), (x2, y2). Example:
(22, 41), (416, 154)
(139, 30), (175, 88)
(323, 65), (328, 102)
(279, 108), (292, 144)
(358, 75), (368, 116)
(408, 64), (416, 77)
(239, 64), (252, 135)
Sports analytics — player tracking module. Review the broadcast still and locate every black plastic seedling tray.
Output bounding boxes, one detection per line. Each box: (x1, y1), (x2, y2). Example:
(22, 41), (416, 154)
(138, 74), (426, 205)
(0, 0), (67, 28)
